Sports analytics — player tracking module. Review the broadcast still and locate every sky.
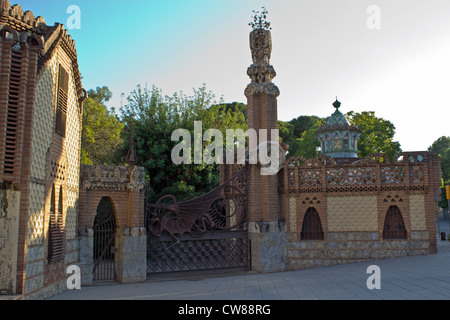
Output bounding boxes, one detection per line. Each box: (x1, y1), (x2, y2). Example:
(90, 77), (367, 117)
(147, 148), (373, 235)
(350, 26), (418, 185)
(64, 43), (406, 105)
(14, 0), (450, 152)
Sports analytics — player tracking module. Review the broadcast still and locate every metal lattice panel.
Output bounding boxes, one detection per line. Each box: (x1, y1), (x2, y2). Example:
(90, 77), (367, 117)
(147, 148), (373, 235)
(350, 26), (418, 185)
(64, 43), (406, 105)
(145, 166), (250, 274)
(147, 233), (249, 273)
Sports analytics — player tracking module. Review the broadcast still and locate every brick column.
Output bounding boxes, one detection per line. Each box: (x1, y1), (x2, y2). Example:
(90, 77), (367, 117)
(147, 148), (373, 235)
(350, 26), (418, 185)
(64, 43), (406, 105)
(424, 153), (442, 253)
(245, 27), (286, 273)
(113, 166), (146, 283)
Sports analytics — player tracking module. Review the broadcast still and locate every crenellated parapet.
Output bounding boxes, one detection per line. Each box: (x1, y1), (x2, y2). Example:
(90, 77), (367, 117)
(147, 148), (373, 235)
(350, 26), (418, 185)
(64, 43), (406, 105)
(0, 1), (47, 29)
(0, 1), (86, 108)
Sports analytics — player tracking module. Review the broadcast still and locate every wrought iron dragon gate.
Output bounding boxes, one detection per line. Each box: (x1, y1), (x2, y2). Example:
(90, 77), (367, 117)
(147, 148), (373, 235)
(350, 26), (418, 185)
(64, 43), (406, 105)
(145, 166), (250, 274)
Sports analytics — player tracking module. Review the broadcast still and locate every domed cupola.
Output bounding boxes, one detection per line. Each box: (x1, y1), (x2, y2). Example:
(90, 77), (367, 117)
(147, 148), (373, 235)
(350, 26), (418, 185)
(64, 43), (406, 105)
(316, 98), (361, 158)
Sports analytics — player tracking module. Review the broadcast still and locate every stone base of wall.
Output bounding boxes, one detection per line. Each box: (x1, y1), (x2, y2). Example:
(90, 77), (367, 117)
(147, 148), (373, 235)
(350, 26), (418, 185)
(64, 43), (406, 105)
(78, 228), (94, 286)
(287, 231), (430, 271)
(249, 221), (287, 273)
(23, 278), (68, 300)
(115, 227), (147, 284)
(22, 239), (80, 300)
(0, 189), (21, 295)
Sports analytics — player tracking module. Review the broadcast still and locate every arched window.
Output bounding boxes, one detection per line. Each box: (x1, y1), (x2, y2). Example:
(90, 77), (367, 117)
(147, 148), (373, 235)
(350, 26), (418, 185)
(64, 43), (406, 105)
(301, 208), (324, 240)
(351, 135), (356, 150)
(333, 135), (341, 151)
(47, 185), (65, 263)
(383, 206), (407, 239)
(326, 135), (333, 152)
(342, 133), (350, 150)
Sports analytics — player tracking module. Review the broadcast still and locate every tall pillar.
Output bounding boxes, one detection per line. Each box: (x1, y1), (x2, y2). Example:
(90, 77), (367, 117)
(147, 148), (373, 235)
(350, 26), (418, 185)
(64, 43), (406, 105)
(115, 165), (146, 284)
(245, 14), (286, 273)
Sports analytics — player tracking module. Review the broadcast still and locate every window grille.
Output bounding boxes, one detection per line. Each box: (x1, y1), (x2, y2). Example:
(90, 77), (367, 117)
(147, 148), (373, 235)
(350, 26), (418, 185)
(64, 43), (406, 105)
(47, 186), (65, 263)
(4, 46), (21, 176)
(55, 65), (69, 137)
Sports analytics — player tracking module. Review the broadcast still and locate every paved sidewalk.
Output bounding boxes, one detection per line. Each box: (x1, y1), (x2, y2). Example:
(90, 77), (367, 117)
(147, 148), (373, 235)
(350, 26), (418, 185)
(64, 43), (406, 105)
(50, 240), (450, 300)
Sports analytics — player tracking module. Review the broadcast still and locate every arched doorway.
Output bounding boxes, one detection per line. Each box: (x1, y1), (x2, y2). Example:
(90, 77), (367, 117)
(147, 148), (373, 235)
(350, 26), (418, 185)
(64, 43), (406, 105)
(301, 208), (324, 240)
(93, 197), (117, 281)
(383, 206), (407, 239)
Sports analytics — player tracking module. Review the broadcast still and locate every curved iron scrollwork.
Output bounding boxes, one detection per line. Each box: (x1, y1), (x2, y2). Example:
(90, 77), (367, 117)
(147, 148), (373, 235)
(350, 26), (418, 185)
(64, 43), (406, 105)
(146, 166), (249, 238)
(145, 166), (250, 273)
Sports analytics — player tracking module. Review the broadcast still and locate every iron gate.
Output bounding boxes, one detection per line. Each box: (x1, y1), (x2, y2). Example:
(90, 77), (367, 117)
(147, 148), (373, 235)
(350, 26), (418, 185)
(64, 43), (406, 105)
(93, 197), (117, 281)
(145, 166), (250, 274)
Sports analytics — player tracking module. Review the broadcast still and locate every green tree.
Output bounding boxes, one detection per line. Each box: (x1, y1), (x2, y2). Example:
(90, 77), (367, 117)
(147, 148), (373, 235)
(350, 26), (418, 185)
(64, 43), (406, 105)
(211, 102), (247, 121)
(209, 102), (248, 134)
(287, 117), (326, 158)
(346, 111), (402, 161)
(440, 148), (450, 183)
(81, 86), (124, 165)
(428, 136), (450, 157)
(119, 85), (247, 202)
(428, 136), (450, 183)
(289, 115), (322, 138)
(278, 121), (294, 145)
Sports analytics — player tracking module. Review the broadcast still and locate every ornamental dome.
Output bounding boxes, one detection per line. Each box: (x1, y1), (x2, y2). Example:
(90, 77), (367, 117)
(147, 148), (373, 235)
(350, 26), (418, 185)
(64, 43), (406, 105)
(316, 99), (361, 158)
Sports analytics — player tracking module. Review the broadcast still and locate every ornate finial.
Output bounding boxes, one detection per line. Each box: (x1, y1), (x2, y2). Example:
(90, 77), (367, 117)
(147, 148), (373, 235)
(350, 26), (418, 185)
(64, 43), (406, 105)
(126, 137), (137, 166)
(245, 7), (279, 97)
(333, 97), (341, 109)
(249, 6), (272, 31)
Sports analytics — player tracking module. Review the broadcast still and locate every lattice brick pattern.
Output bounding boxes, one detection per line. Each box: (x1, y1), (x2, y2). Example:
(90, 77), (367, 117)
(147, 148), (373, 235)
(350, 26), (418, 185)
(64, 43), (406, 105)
(327, 195), (378, 232)
(61, 54), (81, 240)
(64, 66), (81, 191)
(30, 59), (56, 180)
(26, 183), (45, 245)
(409, 194), (426, 230)
(65, 188), (78, 240)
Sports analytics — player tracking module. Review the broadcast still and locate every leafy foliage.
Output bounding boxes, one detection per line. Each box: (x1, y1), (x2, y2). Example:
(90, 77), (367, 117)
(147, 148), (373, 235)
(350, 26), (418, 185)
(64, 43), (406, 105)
(428, 136), (450, 157)
(346, 111), (402, 161)
(441, 148), (450, 183)
(118, 85), (247, 202)
(428, 136), (450, 184)
(285, 117), (326, 159)
(81, 86), (123, 165)
(289, 115), (322, 138)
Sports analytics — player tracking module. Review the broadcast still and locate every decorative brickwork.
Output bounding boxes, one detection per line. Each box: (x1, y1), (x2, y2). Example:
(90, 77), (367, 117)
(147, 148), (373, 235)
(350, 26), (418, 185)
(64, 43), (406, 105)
(222, 12), (442, 274)
(0, 1), (86, 298)
(281, 151), (441, 270)
(327, 195), (378, 232)
(78, 164), (146, 285)
(409, 194), (426, 231)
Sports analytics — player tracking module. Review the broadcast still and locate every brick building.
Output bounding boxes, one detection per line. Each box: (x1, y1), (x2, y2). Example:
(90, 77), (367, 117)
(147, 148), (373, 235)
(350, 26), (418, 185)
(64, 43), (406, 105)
(280, 108), (442, 271)
(0, 1), (87, 297)
(232, 18), (442, 273)
(0, 2), (443, 299)
(0, 2), (147, 299)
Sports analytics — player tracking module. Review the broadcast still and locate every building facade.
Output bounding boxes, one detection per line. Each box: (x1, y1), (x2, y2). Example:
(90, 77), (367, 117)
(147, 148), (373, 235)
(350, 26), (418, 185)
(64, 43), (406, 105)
(0, 1), (87, 298)
(0, 2), (148, 299)
(223, 18), (442, 273)
(0, 2), (443, 299)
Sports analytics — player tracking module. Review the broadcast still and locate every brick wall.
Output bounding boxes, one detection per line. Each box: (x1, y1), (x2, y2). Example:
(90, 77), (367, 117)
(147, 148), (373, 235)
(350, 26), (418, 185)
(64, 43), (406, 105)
(281, 152), (442, 270)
